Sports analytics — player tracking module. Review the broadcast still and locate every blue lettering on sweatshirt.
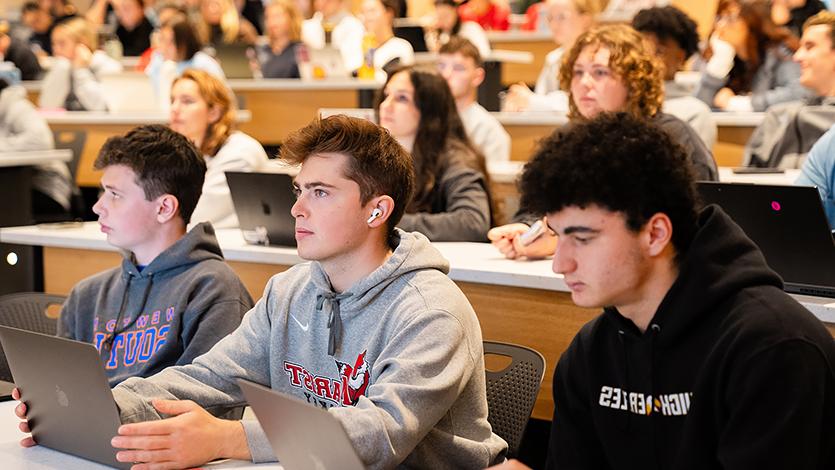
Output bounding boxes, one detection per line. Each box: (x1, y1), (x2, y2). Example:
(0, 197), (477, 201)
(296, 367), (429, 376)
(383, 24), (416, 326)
(92, 307), (177, 370)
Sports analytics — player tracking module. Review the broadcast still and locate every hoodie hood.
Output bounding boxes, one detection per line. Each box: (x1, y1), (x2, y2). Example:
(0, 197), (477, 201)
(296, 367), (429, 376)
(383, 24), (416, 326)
(307, 229), (449, 355)
(121, 222), (224, 277)
(0, 85), (27, 116)
(605, 205), (783, 346)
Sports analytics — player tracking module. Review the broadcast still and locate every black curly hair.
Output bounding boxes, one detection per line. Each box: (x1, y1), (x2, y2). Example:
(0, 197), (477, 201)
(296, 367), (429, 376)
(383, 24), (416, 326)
(519, 113), (700, 260)
(632, 6), (700, 59)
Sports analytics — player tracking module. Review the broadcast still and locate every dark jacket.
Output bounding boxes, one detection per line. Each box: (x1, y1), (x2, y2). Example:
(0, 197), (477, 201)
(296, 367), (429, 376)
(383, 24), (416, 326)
(547, 206), (835, 469)
(117, 16), (154, 56)
(57, 222), (254, 386)
(4, 37), (42, 80)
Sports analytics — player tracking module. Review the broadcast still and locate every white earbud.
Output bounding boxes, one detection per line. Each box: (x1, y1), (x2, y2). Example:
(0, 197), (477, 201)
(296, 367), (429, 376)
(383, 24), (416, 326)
(366, 208), (383, 224)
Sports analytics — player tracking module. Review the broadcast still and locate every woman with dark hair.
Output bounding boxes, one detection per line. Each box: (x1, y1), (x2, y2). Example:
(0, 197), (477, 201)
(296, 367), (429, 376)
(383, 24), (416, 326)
(696, 0), (811, 111)
(145, 14), (224, 106)
(376, 66), (492, 241)
(430, 0), (491, 57)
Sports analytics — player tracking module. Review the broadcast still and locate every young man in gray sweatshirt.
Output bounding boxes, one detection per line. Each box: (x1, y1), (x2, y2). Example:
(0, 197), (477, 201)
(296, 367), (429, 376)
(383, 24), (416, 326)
(15, 115), (507, 468)
(55, 125), (253, 386)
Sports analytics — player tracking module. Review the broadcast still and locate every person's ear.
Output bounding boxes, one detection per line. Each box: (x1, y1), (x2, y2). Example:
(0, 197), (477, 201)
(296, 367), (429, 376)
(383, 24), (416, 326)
(208, 105), (222, 125)
(472, 65), (485, 88)
(644, 212), (674, 257)
(156, 194), (180, 224)
(365, 195), (395, 228)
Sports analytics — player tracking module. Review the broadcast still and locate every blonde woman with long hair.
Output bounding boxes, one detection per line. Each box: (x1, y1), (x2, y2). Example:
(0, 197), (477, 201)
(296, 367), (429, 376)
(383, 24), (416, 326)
(198, 0), (259, 45)
(256, 0), (304, 78)
(169, 69), (268, 228)
(39, 17), (123, 110)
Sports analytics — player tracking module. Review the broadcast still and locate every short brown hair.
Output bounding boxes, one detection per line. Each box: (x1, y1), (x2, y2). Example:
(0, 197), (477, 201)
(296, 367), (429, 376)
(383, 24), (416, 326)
(559, 24), (664, 119)
(804, 11), (835, 48)
(439, 36), (483, 67)
(95, 125), (206, 224)
(280, 115), (415, 243)
(172, 69), (236, 156)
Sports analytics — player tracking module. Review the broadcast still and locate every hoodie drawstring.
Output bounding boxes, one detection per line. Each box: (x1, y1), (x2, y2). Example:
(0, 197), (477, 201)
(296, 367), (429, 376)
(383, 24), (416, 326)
(316, 292), (351, 356)
(104, 273), (155, 355)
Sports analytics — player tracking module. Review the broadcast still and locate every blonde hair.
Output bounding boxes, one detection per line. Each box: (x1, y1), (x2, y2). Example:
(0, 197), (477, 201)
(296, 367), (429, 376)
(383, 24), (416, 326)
(572, 0), (609, 16)
(559, 24), (664, 119)
(53, 17), (98, 50)
(172, 69), (236, 156)
(266, 0), (303, 42)
(201, 0), (241, 43)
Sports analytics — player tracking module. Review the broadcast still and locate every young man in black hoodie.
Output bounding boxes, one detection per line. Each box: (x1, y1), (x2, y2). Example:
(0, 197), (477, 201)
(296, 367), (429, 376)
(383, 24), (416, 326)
(54, 125), (253, 386)
(492, 113), (835, 469)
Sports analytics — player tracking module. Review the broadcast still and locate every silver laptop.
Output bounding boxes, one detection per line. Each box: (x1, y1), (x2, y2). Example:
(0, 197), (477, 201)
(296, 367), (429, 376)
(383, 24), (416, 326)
(0, 326), (128, 469)
(238, 379), (364, 470)
(100, 72), (160, 113)
(226, 171), (298, 247)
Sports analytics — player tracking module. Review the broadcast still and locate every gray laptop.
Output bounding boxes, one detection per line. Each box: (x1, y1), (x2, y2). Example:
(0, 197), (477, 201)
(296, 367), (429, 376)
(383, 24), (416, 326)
(698, 182), (835, 298)
(238, 379), (364, 470)
(226, 171), (298, 247)
(213, 43), (257, 79)
(0, 326), (128, 469)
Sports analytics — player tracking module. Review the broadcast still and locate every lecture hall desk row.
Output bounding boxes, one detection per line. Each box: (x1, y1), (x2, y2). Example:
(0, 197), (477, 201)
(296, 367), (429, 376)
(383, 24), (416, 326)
(1, 224), (832, 422)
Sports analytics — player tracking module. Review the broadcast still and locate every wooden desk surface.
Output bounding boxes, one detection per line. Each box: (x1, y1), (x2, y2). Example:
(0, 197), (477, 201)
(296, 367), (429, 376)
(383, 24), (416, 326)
(495, 111), (763, 166)
(2, 223), (834, 421)
(486, 31), (554, 86)
(44, 111), (250, 188)
(0, 149), (72, 167)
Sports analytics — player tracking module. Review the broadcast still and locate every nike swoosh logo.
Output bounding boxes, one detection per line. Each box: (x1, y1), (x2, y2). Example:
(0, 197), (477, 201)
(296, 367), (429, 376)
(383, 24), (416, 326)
(290, 314), (309, 332)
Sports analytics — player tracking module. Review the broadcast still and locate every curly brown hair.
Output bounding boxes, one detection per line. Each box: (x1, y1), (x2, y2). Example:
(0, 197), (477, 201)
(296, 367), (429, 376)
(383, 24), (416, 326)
(559, 24), (664, 119)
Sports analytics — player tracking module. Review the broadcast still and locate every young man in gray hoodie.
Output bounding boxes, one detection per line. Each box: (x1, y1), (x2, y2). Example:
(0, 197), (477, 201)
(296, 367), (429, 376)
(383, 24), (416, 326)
(37, 115), (507, 469)
(55, 125), (253, 386)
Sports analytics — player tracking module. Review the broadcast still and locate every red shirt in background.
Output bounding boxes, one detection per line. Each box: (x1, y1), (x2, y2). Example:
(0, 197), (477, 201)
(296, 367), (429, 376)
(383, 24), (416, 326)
(458, 2), (510, 31)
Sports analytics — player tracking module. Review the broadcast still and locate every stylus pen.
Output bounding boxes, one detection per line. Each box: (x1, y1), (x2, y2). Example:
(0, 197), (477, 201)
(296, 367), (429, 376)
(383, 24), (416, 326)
(518, 220), (546, 246)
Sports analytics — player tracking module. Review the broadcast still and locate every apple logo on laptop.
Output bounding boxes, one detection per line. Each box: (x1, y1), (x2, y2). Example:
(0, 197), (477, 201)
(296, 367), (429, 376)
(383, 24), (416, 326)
(55, 385), (69, 407)
(261, 201), (271, 216)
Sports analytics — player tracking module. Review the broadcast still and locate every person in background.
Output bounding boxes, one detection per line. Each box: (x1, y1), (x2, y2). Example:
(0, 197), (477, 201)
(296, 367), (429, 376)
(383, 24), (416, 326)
(458, 0), (510, 31)
(489, 24), (718, 260)
(55, 124), (253, 387)
(21, 1), (57, 55)
(256, 0), (303, 78)
(238, 0), (266, 35)
(0, 21), (43, 80)
(0, 78), (73, 222)
(439, 37), (510, 162)
(430, 0), (491, 58)
(502, 0), (608, 112)
(488, 111), (835, 470)
(360, 0), (415, 76)
(197, 0), (259, 46)
(115, 0), (155, 56)
(632, 6), (717, 149)
(39, 17), (124, 111)
(145, 14), (224, 106)
(41, 0), (78, 22)
(797, 123), (835, 229)
(301, 0), (365, 72)
(86, 0), (155, 56)
(377, 66), (493, 241)
(744, 11), (835, 169)
(695, 0), (811, 112)
(169, 69), (267, 228)
(772, 0), (827, 36)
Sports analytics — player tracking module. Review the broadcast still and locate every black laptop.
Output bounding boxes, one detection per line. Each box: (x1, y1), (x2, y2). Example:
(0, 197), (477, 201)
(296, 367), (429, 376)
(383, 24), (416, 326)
(226, 171), (297, 247)
(698, 182), (835, 298)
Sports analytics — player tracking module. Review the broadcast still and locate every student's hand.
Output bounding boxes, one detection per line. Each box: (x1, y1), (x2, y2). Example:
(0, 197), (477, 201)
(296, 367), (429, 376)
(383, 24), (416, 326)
(72, 44), (93, 69)
(487, 459), (533, 469)
(502, 83), (533, 112)
(12, 388), (37, 448)
(713, 87), (736, 110)
(705, 33), (736, 79)
(111, 399), (251, 468)
(488, 223), (557, 260)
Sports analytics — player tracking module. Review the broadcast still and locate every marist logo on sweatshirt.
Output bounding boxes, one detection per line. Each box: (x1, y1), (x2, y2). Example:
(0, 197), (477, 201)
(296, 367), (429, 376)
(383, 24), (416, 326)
(284, 350), (371, 409)
(598, 385), (693, 417)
